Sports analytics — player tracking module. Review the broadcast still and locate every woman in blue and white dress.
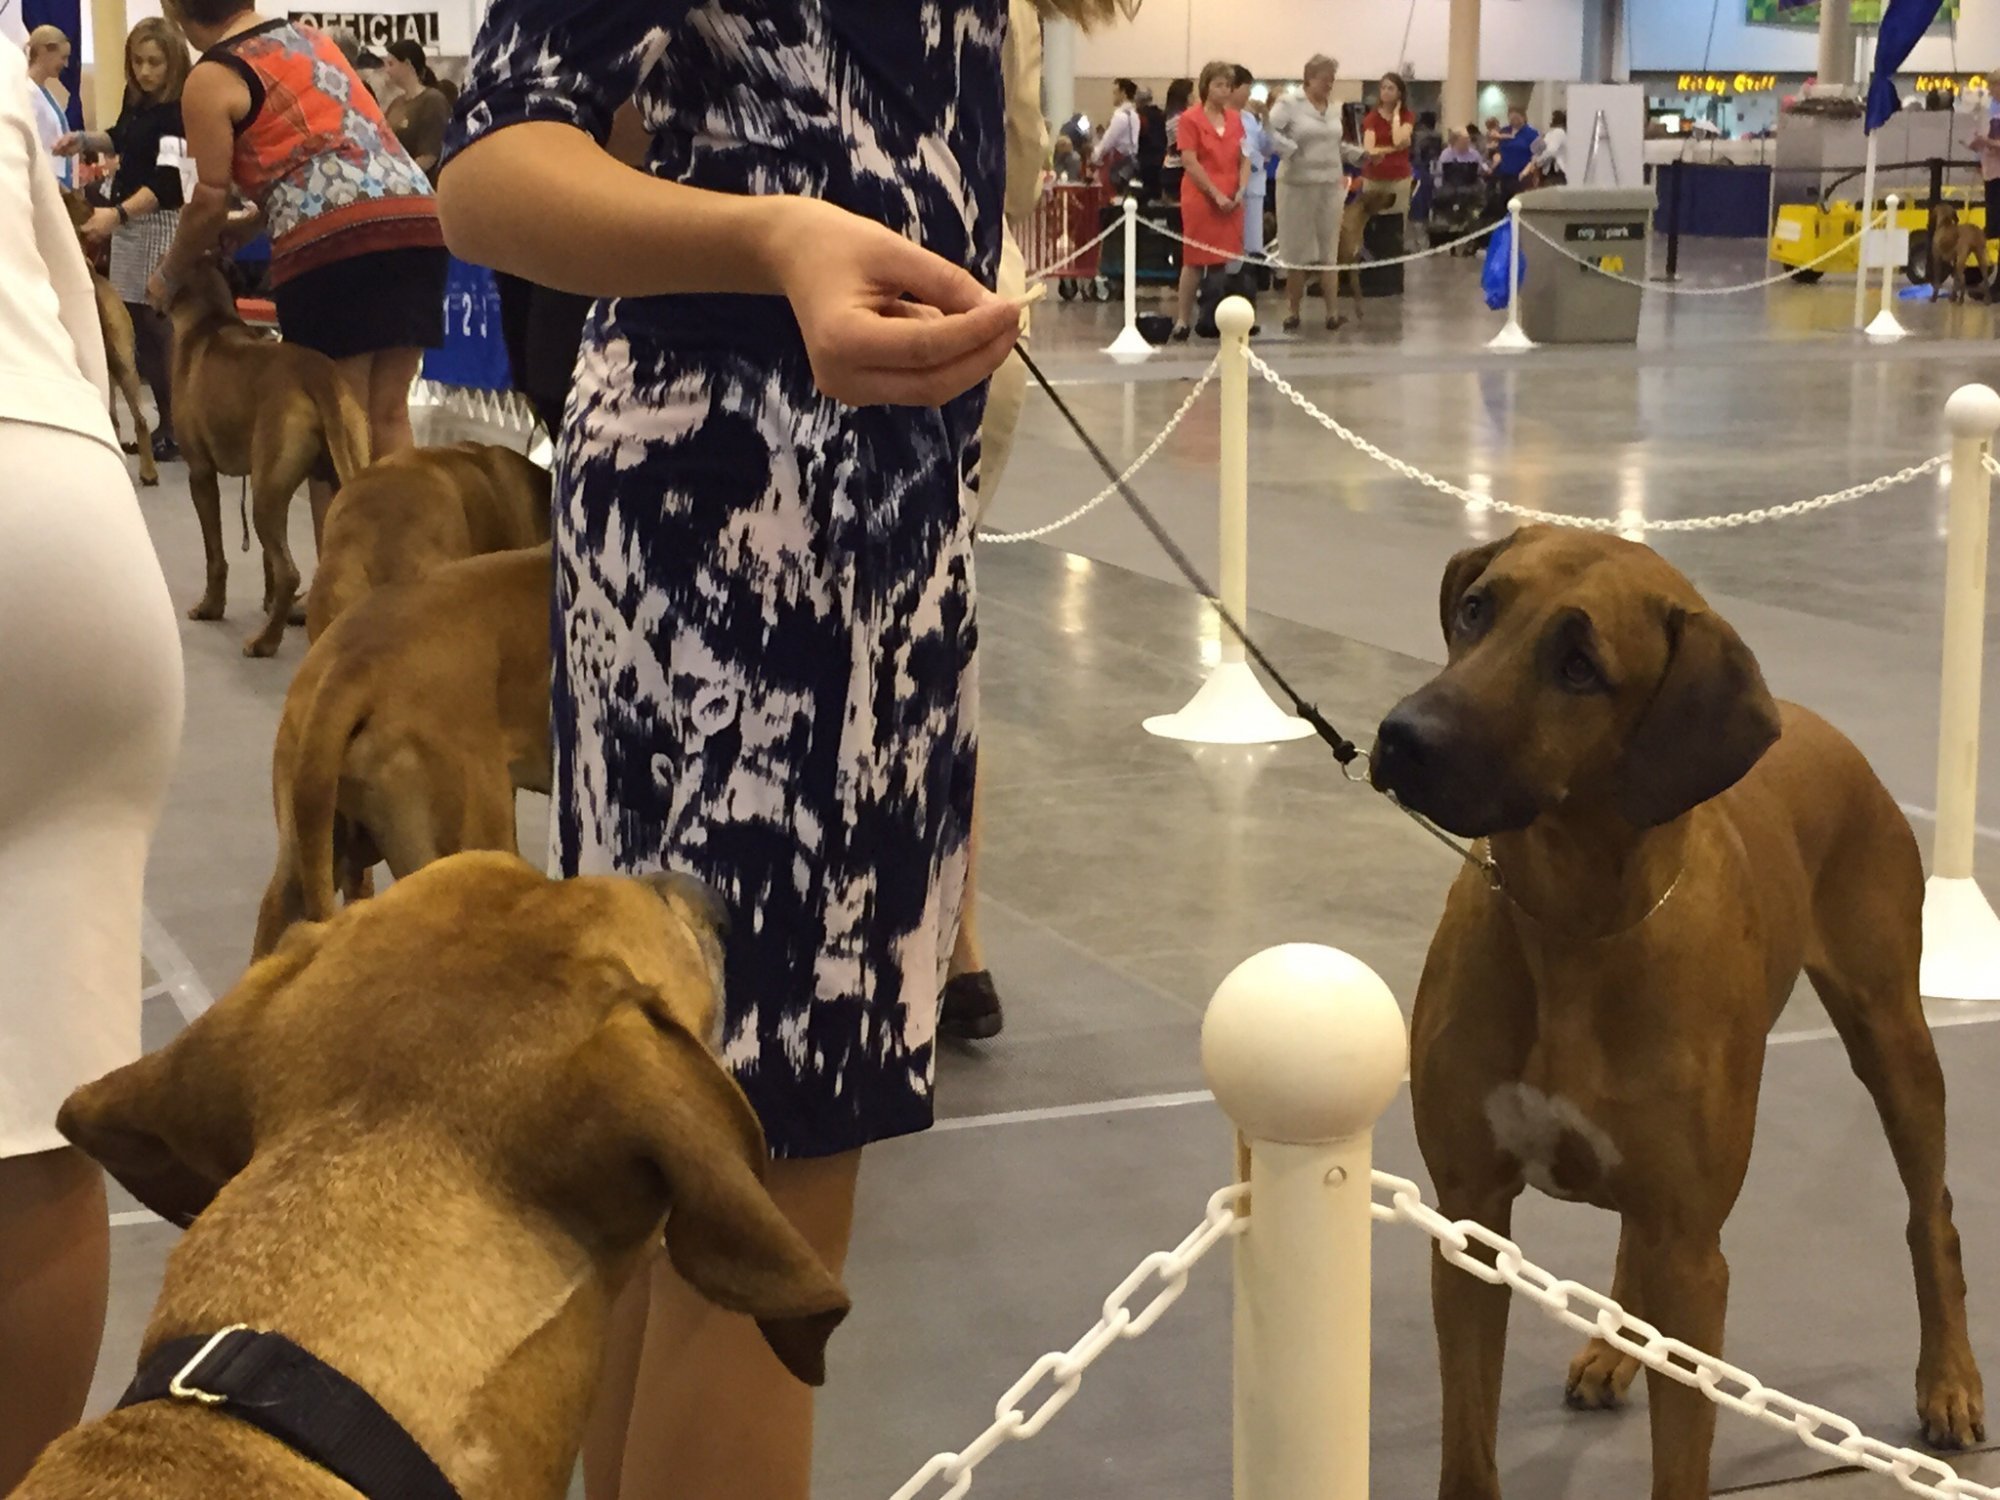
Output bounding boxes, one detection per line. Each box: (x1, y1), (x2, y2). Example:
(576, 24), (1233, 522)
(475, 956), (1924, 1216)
(437, 4), (1107, 1498)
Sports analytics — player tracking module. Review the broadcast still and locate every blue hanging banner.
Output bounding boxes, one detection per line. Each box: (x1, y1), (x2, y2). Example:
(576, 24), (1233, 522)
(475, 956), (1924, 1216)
(422, 256), (515, 393)
(1867, 0), (1948, 132)
(21, 0), (84, 128)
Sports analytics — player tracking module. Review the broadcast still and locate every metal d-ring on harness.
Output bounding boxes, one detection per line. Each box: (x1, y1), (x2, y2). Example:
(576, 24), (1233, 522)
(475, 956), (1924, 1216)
(1012, 348), (1502, 890)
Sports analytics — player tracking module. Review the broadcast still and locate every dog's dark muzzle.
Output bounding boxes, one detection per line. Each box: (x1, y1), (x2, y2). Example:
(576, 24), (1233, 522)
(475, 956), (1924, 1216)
(1372, 694), (1540, 839)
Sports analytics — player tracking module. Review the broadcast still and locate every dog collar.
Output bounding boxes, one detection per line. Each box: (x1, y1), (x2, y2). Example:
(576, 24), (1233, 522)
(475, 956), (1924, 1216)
(117, 1327), (461, 1500)
(1482, 846), (1685, 941)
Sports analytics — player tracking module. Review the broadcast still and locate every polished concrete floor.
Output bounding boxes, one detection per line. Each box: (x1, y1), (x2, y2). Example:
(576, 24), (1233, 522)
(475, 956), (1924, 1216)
(77, 237), (2000, 1497)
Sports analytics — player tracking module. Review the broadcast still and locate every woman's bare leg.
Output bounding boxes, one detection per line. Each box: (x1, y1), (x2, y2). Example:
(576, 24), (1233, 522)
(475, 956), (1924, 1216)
(366, 347), (424, 460)
(1175, 262), (1201, 329)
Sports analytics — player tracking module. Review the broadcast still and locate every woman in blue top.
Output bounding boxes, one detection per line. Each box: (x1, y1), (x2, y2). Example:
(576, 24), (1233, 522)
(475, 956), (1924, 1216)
(437, 5), (1104, 1498)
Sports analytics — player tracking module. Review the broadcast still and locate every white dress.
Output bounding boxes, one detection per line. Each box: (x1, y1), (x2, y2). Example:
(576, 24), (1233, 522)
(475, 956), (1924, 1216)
(0, 44), (183, 1159)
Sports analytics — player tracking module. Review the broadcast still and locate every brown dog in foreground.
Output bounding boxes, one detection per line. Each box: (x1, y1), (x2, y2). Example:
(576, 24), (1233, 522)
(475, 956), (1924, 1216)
(62, 191), (158, 487)
(1930, 203), (1990, 304)
(254, 546), (554, 958)
(19, 853), (847, 1500)
(168, 262), (370, 657)
(1371, 526), (1983, 1500)
(305, 442), (552, 641)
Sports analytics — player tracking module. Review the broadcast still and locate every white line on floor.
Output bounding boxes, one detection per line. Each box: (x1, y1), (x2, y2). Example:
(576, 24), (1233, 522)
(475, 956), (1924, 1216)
(933, 1088), (1215, 1133)
(140, 909), (216, 1024)
(110, 1210), (160, 1229)
(1898, 804), (2000, 844)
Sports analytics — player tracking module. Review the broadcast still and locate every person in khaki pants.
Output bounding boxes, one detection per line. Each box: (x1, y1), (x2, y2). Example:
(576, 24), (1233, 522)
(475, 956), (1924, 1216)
(942, 0), (1047, 1040)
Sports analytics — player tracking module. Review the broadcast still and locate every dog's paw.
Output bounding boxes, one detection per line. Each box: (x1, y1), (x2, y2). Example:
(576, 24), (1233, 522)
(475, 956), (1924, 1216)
(188, 597), (225, 622)
(1565, 1338), (1639, 1412)
(1918, 1368), (1986, 1449)
(242, 634), (282, 659)
(139, 470), (160, 488)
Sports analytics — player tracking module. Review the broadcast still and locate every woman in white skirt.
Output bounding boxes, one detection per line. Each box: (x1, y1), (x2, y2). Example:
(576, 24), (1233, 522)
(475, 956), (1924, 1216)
(1268, 54), (1348, 332)
(57, 17), (191, 462)
(0, 38), (184, 1491)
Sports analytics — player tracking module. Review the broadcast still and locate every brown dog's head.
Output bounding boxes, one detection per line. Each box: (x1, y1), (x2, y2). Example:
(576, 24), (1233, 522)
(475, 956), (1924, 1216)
(56, 853), (849, 1385)
(1938, 203), (1963, 230)
(1370, 526), (1781, 837)
(165, 257), (245, 327)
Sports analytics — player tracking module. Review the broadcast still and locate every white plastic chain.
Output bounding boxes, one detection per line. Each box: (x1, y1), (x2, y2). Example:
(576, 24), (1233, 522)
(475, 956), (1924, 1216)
(1982, 452), (2000, 478)
(888, 1183), (1249, 1500)
(1518, 216), (1872, 296)
(1025, 216), (1125, 282)
(1373, 1171), (1999, 1500)
(1140, 215), (1499, 273)
(978, 357), (1220, 544)
(1247, 351), (1945, 533)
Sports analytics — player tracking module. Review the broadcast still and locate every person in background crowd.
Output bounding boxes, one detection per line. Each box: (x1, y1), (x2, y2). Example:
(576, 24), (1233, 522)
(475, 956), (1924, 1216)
(1268, 52), (1344, 332)
(1437, 126), (1484, 174)
(1134, 85), (1166, 200)
(1362, 71), (1415, 222)
(1092, 75), (1139, 189)
(1411, 107), (1443, 221)
(1230, 65), (1272, 268)
(25, 27), (74, 189)
(1161, 75), (1194, 199)
(1491, 103), (1539, 204)
(1531, 108), (1568, 186)
(1965, 75), (2000, 238)
(1484, 114), (1502, 146)
(381, 37), (450, 177)
(0, 36), (183, 1491)
(54, 17), (192, 464)
(153, 0), (446, 477)
(1170, 60), (1249, 340)
(1050, 132), (1085, 182)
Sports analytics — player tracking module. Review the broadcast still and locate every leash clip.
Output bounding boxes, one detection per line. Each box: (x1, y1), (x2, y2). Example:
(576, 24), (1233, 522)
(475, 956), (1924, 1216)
(1340, 749), (1372, 785)
(168, 1325), (251, 1406)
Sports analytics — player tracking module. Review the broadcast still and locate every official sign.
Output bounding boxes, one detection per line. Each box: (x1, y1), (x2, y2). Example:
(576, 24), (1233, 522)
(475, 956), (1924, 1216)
(289, 10), (439, 47)
(1566, 222), (1646, 243)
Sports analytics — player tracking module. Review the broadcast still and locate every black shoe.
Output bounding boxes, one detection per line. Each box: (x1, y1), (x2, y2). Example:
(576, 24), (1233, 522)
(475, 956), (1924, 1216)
(152, 432), (181, 463)
(940, 971), (1004, 1041)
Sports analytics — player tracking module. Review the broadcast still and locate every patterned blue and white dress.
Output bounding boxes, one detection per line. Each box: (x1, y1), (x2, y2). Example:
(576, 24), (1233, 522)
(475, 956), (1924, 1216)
(442, 2), (1005, 1158)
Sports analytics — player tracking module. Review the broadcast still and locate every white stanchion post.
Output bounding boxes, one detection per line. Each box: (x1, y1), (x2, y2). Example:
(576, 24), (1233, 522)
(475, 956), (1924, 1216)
(1866, 192), (1908, 341)
(1145, 298), (1312, 744)
(1488, 197), (1534, 352)
(1106, 196), (1154, 361)
(1202, 946), (1408, 1500)
(1854, 133), (1880, 331)
(1922, 384), (2000, 1000)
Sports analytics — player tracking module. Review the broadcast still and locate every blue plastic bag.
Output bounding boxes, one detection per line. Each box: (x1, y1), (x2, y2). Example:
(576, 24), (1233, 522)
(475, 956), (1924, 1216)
(1482, 219), (1525, 311)
(422, 256), (513, 392)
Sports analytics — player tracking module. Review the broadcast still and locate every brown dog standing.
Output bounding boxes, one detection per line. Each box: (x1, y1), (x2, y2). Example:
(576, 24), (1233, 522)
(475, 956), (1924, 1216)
(1930, 203), (1990, 304)
(306, 442), (552, 641)
(62, 191), (158, 487)
(168, 262), (370, 657)
(255, 547), (554, 957)
(1333, 186), (1399, 328)
(1371, 526), (1982, 1500)
(19, 853), (848, 1500)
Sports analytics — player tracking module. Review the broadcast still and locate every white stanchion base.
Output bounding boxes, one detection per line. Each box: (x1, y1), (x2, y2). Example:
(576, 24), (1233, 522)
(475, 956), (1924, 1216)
(1865, 308), (1908, 341)
(1144, 661), (1317, 745)
(1487, 318), (1535, 352)
(1105, 323), (1155, 361)
(1920, 876), (2000, 1001)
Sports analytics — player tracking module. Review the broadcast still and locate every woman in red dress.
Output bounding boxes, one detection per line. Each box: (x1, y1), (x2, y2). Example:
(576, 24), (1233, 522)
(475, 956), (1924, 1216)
(1171, 60), (1251, 341)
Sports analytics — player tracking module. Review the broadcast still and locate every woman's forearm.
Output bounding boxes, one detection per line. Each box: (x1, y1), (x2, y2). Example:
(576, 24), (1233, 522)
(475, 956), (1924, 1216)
(121, 186), (161, 219)
(440, 122), (822, 297)
(1182, 159), (1220, 200)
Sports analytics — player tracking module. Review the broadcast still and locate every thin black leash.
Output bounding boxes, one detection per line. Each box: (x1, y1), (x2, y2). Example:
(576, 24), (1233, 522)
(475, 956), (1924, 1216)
(1011, 346), (1495, 880)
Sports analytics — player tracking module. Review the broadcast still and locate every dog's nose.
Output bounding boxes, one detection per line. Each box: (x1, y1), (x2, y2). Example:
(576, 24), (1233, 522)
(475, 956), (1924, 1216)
(1372, 704), (1441, 793)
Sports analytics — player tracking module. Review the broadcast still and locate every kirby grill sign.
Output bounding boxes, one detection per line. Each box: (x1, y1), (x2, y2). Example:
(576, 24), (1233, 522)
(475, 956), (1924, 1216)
(1675, 72), (1781, 94)
(289, 10), (440, 46)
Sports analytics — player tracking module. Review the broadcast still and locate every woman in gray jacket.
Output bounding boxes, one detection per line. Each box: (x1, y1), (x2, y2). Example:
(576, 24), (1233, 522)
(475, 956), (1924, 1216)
(1267, 54), (1347, 331)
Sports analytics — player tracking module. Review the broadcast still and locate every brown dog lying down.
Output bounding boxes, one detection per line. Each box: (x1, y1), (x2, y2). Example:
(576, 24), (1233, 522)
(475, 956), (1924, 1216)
(19, 853), (847, 1500)
(306, 442), (553, 642)
(1931, 203), (1990, 304)
(1371, 526), (1983, 1500)
(62, 190), (158, 487)
(168, 262), (370, 657)
(255, 546), (553, 958)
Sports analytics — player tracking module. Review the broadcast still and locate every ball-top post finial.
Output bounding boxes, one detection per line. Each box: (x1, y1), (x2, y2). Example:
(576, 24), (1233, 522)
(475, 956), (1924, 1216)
(1201, 944), (1407, 1145)
(1216, 294), (1255, 339)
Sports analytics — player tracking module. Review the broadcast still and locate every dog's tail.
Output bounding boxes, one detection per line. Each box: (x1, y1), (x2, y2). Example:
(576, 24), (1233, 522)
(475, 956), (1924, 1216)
(287, 663), (370, 925)
(315, 377), (372, 487)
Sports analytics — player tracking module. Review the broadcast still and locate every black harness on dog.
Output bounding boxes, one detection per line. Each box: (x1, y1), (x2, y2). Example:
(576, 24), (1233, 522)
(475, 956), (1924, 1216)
(117, 1326), (461, 1500)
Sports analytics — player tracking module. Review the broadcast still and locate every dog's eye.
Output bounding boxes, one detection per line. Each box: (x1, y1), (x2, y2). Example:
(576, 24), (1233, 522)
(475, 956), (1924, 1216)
(1456, 594), (1488, 632)
(1559, 650), (1602, 691)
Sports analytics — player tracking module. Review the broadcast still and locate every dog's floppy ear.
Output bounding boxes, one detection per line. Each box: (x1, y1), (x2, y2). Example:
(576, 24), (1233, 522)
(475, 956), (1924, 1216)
(1438, 533), (1516, 642)
(54, 932), (319, 1225)
(1614, 606), (1781, 828)
(582, 1000), (849, 1386)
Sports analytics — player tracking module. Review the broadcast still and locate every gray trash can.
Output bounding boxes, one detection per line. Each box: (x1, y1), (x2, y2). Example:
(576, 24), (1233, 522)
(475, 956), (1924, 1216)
(1514, 186), (1656, 344)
